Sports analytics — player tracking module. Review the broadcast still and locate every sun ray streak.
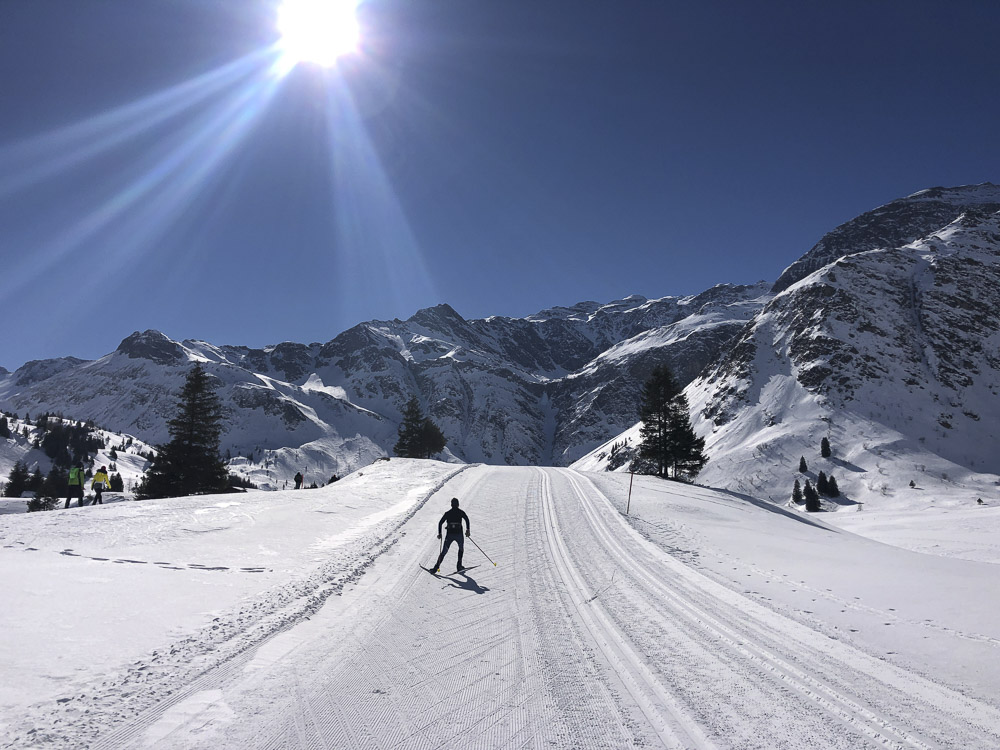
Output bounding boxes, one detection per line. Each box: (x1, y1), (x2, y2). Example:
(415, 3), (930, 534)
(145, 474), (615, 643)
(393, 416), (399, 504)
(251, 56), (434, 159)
(324, 75), (438, 317)
(0, 49), (288, 302)
(0, 50), (273, 200)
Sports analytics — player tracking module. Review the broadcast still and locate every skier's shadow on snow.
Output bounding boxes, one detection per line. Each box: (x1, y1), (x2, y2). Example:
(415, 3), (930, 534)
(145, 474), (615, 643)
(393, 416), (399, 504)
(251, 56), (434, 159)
(443, 571), (489, 595)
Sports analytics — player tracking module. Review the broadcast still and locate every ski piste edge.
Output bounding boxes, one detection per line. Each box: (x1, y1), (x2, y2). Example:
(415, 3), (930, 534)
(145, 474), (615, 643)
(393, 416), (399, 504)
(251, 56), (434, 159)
(420, 565), (481, 576)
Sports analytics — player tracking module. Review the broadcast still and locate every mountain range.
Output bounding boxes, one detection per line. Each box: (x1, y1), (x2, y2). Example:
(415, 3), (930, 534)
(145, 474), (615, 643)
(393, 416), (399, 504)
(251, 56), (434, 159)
(3, 182), (999, 506)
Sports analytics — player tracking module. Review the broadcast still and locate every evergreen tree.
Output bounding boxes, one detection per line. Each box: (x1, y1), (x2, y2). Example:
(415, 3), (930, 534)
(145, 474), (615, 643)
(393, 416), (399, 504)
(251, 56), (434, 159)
(393, 397), (447, 459)
(803, 480), (821, 512)
(4, 461), (30, 497)
(420, 417), (447, 459)
(28, 468), (60, 511)
(816, 471), (829, 496)
(636, 365), (682, 478)
(137, 363), (227, 499)
(665, 392), (707, 480)
(821, 436), (832, 458)
(634, 366), (706, 480)
(394, 397), (424, 458)
(109, 472), (125, 492)
(0, 415), (10, 438)
(827, 474), (840, 497)
(41, 465), (65, 500)
(28, 467), (44, 494)
(791, 478), (803, 505)
(799, 456), (808, 473)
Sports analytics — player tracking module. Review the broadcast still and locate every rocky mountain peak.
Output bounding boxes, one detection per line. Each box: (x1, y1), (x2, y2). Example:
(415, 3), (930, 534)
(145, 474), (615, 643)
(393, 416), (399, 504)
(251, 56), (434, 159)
(772, 182), (1000, 294)
(13, 357), (87, 387)
(116, 330), (185, 365)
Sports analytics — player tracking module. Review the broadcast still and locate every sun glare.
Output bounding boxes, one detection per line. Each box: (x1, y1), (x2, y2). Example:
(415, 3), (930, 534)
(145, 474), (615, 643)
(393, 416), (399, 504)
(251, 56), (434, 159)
(277, 0), (360, 68)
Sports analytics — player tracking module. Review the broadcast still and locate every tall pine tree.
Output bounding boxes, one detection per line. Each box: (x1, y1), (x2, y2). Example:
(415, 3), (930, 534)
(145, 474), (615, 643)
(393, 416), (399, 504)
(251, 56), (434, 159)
(635, 365), (706, 480)
(791, 478), (803, 505)
(803, 479), (821, 512)
(394, 397), (447, 459)
(666, 392), (707, 480)
(636, 365), (681, 477)
(138, 363), (227, 499)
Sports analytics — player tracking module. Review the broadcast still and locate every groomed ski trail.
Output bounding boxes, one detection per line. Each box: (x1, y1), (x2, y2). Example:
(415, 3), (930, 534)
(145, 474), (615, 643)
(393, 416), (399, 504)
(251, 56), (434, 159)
(54, 466), (1000, 748)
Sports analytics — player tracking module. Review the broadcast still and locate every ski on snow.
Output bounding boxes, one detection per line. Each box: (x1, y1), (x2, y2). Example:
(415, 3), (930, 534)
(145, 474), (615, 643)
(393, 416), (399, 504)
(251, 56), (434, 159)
(420, 565), (480, 576)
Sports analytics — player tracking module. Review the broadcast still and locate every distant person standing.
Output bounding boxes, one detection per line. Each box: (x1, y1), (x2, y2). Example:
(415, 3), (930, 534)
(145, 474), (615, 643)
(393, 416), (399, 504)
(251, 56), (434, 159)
(65, 463), (85, 508)
(294, 471), (303, 489)
(430, 498), (470, 574)
(91, 466), (110, 505)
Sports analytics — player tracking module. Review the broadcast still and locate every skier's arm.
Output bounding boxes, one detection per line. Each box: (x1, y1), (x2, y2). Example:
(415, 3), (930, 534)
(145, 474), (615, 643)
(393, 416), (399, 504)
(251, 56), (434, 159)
(463, 510), (471, 536)
(437, 513), (446, 538)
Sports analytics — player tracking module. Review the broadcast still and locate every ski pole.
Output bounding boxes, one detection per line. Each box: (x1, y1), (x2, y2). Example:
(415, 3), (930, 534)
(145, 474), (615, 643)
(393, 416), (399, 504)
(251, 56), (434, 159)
(467, 535), (496, 567)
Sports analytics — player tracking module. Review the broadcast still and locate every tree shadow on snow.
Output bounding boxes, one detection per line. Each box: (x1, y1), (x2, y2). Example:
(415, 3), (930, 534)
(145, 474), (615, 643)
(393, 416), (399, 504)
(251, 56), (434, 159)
(706, 486), (840, 533)
(830, 456), (866, 473)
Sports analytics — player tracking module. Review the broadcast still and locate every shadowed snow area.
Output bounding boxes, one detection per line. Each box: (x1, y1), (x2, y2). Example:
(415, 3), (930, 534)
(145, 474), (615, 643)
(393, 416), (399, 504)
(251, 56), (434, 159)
(2, 460), (1000, 748)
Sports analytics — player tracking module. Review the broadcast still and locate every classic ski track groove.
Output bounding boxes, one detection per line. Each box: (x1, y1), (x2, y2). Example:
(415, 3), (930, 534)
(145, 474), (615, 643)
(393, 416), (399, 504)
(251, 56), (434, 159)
(554, 468), (1000, 749)
(536, 468), (714, 749)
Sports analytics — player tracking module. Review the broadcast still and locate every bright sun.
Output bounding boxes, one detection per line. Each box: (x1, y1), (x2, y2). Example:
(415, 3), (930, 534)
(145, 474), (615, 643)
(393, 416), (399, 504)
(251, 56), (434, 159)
(277, 0), (360, 68)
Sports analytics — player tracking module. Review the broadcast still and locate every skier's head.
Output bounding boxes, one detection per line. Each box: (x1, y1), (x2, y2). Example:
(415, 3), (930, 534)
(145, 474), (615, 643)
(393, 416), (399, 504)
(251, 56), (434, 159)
(451, 497), (459, 508)
(100, 466), (107, 472)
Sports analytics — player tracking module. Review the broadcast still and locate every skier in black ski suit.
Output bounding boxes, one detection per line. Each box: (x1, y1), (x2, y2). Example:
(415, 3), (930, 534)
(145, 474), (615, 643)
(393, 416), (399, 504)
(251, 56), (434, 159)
(431, 498), (470, 573)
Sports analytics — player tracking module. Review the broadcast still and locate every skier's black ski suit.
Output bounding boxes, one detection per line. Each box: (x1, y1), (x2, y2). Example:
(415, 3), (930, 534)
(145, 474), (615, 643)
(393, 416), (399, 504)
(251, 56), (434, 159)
(433, 501), (470, 572)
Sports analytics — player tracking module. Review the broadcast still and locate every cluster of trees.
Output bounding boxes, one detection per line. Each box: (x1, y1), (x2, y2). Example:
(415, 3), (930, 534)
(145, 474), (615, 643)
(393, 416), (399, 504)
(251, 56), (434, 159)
(631, 365), (706, 481)
(35, 416), (103, 468)
(393, 397), (447, 459)
(792, 437), (840, 512)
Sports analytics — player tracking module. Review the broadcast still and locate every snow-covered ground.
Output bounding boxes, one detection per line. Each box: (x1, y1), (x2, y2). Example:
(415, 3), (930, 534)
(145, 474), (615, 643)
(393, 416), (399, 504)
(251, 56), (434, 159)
(3, 460), (1000, 748)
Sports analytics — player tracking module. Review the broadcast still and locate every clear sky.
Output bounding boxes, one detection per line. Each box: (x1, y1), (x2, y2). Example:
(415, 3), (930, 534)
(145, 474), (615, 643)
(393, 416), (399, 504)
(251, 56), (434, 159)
(1, 0), (998, 370)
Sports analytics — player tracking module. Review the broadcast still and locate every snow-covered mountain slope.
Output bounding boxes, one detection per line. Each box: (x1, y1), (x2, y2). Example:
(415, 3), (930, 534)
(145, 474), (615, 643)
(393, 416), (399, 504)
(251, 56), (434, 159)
(6, 183), (1000, 510)
(578, 183), (1000, 509)
(771, 182), (1000, 293)
(3, 463), (1000, 747)
(0, 284), (769, 482)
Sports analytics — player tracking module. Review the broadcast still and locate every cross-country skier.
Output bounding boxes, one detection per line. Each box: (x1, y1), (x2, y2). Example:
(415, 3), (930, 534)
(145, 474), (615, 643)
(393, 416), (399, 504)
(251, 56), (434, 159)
(431, 497), (470, 573)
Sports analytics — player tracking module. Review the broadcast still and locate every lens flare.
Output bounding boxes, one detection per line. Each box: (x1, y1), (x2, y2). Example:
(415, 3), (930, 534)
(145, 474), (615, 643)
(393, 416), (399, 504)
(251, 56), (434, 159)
(277, 0), (360, 68)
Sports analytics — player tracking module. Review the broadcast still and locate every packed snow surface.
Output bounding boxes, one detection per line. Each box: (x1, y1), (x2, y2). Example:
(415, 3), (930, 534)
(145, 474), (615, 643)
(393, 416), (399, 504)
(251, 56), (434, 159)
(3, 459), (1000, 748)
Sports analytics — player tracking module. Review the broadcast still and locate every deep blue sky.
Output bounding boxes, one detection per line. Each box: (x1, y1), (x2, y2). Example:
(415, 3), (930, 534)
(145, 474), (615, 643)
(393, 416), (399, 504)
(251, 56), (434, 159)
(1, 0), (998, 369)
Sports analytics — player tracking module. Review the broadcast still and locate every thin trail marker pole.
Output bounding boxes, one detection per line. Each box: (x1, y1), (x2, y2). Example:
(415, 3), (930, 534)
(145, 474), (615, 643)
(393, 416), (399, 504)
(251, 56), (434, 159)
(467, 536), (496, 566)
(626, 471), (634, 515)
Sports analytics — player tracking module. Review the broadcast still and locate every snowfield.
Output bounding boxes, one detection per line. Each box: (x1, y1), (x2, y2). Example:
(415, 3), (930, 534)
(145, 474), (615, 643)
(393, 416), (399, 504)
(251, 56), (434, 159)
(3, 459), (1000, 748)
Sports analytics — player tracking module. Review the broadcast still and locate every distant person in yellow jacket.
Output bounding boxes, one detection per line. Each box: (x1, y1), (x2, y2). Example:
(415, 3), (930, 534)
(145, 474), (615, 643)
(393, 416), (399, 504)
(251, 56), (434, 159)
(65, 463), (85, 509)
(91, 466), (111, 505)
